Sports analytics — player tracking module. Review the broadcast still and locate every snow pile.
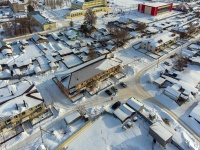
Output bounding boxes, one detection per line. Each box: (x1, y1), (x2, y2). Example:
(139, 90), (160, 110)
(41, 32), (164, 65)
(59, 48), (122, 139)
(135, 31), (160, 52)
(143, 73), (154, 83)
(122, 64), (134, 76)
(87, 106), (104, 116)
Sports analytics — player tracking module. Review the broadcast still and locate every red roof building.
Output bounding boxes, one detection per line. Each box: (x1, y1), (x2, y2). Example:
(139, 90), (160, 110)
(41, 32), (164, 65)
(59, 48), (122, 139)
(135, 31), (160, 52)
(138, 2), (173, 16)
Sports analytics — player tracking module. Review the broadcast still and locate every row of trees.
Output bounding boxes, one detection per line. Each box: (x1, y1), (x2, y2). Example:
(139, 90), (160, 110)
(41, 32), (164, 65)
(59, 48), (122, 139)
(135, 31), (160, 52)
(44, 0), (65, 9)
(2, 17), (36, 37)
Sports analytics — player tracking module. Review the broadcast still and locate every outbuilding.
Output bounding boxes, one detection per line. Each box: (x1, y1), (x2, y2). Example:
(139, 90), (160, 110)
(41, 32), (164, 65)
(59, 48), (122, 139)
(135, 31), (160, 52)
(126, 97), (144, 112)
(164, 86), (181, 101)
(149, 122), (173, 148)
(64, 111), (81, 124)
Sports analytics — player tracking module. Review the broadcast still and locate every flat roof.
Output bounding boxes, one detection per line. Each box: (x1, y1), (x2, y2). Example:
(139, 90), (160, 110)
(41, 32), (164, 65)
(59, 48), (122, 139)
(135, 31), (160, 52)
(150, 122), (173, 141)
(142, 2), (171, 7)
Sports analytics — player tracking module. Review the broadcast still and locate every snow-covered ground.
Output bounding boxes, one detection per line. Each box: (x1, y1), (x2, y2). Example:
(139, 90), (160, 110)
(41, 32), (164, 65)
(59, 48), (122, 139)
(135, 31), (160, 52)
(140, 47), (200, 138)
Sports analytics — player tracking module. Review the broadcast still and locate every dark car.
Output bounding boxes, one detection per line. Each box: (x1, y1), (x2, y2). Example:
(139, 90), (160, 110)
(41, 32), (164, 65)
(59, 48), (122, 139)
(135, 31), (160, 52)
(164, 61), (170, 66)
(120, 82), (127, 88)
(105, 90), (112, 96)
(112, 101), (121, 110)
(111, 86), (118, 93)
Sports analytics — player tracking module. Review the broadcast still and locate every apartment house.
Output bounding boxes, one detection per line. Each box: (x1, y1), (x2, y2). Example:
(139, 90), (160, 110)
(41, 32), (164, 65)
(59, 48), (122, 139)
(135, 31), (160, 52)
(67, 0), (109, 19)
(28, 11), (56, 31)
(0, 85), (47, 130)
(8, 0), (26, 13)
(141, 31), (179, 53)
(55, 59), (120, 98)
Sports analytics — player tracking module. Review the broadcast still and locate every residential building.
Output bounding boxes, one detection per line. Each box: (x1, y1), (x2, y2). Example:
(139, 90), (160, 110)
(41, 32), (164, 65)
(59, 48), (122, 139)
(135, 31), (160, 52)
(55, 58), (121, 98)
(149, 122), (173, 148)
(0, 41), (11, 51)
(8, 0), (27, 13)
(31, 34), (48, 44)
(28, 11), (57, 31)
(141, 31), (179, 53)
(138, 2), (173, 16)
(0, 85), (47, 130)
(66, 0), (109, 19)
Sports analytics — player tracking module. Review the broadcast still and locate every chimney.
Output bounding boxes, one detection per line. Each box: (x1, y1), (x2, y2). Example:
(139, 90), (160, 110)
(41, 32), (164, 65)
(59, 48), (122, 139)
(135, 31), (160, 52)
(16, 104), (18, 110)
(23, 100), (26, 107)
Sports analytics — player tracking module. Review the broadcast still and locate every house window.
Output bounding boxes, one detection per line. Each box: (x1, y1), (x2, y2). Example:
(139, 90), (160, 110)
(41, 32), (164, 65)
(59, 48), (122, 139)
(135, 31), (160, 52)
(22, 112), (26, 115)
(14, 115), (18, 119)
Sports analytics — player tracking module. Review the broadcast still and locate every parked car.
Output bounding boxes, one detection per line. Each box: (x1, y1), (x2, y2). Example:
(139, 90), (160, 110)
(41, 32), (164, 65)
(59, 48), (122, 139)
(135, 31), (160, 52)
(120, 82), (127, 88)
(164, 61), (170, 66)
(111, 101), (121, 110)
(111, 86), (118, 93)
(105, 90), (112, 96)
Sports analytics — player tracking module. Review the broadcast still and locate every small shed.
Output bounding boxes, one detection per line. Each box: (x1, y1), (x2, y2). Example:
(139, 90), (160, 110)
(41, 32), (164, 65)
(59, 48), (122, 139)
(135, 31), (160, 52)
(113, 108), (129, 123)
(189, 102), (200, 123)
(119, 104), (135, 117)
(126, 97), (144, 112)
(164, 86), (181, 101)
(64, 111), (81, 124)
(154, 77), (166, 87)
(34, 66), (42, 75)
(149, 122), (173, 148)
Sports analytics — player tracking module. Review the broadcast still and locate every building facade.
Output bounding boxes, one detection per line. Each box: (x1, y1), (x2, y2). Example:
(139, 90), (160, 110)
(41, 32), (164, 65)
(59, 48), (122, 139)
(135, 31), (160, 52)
(0, 87), (47, 130)
(67, 0), (109, 19)
(55, 59), (120, 98)
(28, 11), (57, 31)
(138, 2), (173, 16)
(8, 0), (26, 13)
(141, 31), (179, 53)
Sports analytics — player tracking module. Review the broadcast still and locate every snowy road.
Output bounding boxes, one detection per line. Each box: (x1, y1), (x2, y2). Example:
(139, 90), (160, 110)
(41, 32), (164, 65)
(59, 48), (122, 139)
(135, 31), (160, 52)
(7, 35), (200, 150)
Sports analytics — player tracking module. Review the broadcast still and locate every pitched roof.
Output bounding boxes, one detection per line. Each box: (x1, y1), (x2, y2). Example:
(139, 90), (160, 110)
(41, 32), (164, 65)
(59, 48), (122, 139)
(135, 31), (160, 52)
(61, 59), (119, 89)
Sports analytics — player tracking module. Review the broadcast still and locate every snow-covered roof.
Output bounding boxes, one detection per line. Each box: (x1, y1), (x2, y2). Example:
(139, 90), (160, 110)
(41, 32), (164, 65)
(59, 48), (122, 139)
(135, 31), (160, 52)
(106, 45), (115, 51)
(117, 17), (130, 24)
(32, 14), (50, 25)
(142, 2), (171, 7)
(143, 31), (179, 47)
(15, 59), (32, 68)
(60, 59), (119, 89)
(154, 77), (166, 85)
(146, 27), (160, 33)
(0, 86), (43, 117)
(188, 44), (200, 50)
(32, 34), (47, 42)
(2, 49), (12, 55)
(190, 56), (200, 63)
(119, 104), (135, 116)
(113, 108), (129, 122)
(149, 122), (173, 142)
(58, 48), (72, 56)
(20, 39), (28, 45)
(126, 97), (144, 112)
(64, 30), (78, 39)
(51, 33), (59, 40)
(34, 66), (42, 74)
(190, 102), (200, 123)
(49, 62), (56, 68)
(164, 86), (181, 97)
(64, 111), (81, 124)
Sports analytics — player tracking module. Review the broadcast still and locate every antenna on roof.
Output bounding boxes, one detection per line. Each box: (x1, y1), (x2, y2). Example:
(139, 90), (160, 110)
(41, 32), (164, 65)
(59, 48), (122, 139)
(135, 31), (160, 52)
(16, 104), (18, 110)
(23, 100), (26, 107)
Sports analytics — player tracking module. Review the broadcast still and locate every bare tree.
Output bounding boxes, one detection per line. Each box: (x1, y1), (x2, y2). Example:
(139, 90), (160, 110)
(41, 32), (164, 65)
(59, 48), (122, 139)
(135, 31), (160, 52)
(110, 27), (130, 47)
(87, 45), (97, 60)
(69, 20), (74, 27)
(136, 23), (147, 32)
(84, 9), (97, 26)
(175, 55), (188, 71)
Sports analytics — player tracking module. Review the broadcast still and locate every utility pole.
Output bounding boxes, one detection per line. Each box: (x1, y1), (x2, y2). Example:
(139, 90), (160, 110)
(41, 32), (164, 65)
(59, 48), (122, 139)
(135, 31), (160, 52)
(40, 126), (44, 144)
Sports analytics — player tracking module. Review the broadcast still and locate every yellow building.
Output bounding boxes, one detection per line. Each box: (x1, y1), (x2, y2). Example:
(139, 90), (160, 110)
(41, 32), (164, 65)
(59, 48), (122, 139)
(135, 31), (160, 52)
(0, 85), (47, 131)
(8, 0), (27, 13)
(28, 11), (57, 31)
(67, 0), (109, 19)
